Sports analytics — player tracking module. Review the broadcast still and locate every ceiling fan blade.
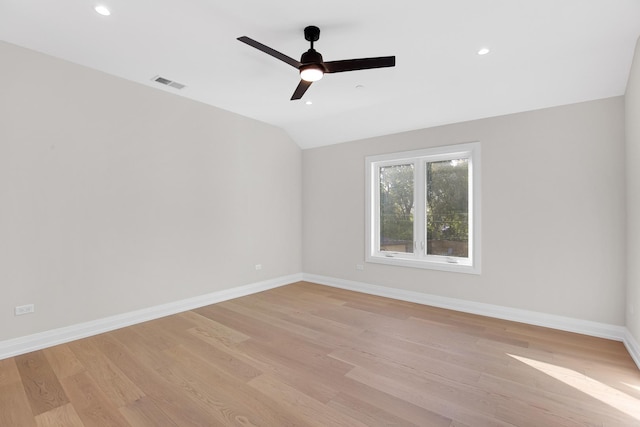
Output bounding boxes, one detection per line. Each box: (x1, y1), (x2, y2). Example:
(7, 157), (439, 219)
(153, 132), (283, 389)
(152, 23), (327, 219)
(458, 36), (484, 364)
(324, 56), (396, 73)
(237, 36), (301, 68)
(291, 80), (313, 100)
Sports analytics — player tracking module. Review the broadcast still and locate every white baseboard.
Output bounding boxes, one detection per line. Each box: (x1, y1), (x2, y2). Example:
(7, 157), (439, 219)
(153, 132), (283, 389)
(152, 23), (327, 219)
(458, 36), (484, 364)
(624, 329), (640, 369)
(304, 273), (640, 370)
(305, 273), (640, 370)
(3, 272), (638, 372)
(0, 273), (302, 361)
(303, 273), (631, 343)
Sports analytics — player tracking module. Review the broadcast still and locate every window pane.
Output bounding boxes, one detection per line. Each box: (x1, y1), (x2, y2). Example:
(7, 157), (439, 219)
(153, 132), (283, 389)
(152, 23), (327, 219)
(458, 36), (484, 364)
(379, 164), (414, 253)
(426, 159), (469, 257)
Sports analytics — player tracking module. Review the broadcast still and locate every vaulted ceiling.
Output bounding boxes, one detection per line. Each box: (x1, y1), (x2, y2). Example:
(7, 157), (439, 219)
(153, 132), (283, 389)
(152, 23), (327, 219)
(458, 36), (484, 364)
(2, 1), (639, 148)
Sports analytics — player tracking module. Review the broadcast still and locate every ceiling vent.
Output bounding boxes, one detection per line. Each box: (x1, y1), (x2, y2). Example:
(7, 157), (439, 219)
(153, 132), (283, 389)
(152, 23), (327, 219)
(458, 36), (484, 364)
(151, 75), (186, 90)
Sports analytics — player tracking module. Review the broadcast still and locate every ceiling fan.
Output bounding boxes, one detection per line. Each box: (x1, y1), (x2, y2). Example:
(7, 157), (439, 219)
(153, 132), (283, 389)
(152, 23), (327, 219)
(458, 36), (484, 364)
(237, 26), (396, 100)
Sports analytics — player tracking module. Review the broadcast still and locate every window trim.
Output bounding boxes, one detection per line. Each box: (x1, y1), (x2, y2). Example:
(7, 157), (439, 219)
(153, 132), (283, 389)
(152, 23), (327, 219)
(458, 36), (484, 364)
(365, 142), (481, 274)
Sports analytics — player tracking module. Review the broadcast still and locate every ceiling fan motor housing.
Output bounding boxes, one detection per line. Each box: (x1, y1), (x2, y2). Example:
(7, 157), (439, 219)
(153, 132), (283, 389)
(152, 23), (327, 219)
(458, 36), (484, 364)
(302, 26), (324, 70)
(301, 49), (324, 68)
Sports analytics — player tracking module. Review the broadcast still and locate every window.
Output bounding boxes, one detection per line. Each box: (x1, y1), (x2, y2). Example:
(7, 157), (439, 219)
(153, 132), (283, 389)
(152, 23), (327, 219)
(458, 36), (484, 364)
(366, 142), (481, 274)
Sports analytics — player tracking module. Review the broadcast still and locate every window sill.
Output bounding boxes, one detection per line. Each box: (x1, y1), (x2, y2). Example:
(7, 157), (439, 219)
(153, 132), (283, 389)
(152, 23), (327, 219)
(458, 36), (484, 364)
(366, 254), (481, 275)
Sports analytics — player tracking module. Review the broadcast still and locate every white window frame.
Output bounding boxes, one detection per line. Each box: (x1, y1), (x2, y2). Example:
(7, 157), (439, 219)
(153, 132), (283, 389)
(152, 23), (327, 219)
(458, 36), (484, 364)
(365, 142), (481, 274)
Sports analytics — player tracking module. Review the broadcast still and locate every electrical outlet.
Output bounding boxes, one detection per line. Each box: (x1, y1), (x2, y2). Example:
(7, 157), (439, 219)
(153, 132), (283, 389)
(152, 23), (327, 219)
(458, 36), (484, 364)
(255, 264), (262, 270)
(15, 304), (35, 316)
(356, 264), (364, 271)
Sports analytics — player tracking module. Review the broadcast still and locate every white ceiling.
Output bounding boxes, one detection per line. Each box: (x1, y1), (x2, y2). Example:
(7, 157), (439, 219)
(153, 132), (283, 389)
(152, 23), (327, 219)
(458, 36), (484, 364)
(2, 1), (640, 149)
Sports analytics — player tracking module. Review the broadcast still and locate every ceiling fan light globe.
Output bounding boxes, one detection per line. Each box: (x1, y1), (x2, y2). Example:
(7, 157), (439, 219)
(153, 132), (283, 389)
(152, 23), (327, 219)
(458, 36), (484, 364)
(300, 66), (324, 82)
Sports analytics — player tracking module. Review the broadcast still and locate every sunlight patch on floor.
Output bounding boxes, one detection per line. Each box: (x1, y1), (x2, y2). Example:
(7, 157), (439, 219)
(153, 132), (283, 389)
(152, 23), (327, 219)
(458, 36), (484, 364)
(508, 354), (640, 420)
(622, 382), (640, 393)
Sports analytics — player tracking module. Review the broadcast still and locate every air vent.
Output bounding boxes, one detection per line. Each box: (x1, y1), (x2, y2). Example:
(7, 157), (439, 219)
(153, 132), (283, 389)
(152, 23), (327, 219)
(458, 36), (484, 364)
(168, 81), (186, 90)
(151, 75), (186, 90)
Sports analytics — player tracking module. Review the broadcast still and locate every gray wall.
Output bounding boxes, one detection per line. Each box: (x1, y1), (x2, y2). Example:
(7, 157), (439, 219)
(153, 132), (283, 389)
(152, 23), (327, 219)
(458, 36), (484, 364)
(626, 37), (640, 343)
(0, 42), (302, 341)
(303, 97), (626, 325)
(1, 38), (633, 345)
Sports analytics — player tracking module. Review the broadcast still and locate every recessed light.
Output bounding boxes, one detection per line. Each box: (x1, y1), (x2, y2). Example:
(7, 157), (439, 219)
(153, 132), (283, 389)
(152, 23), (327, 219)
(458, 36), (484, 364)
(305, 100), (313, 105)
(477, 47), (490, 55)
(95, 5), (111, 16)
(355, 84), (365, 89)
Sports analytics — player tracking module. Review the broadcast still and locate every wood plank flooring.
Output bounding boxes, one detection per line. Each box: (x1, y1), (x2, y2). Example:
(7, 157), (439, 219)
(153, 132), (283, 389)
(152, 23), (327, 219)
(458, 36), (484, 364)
(1, 281), (639, 426)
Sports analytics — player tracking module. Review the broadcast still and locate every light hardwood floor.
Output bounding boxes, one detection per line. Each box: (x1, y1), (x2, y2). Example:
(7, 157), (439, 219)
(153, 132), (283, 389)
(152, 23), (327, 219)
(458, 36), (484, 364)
(1, 281), (639, 426)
